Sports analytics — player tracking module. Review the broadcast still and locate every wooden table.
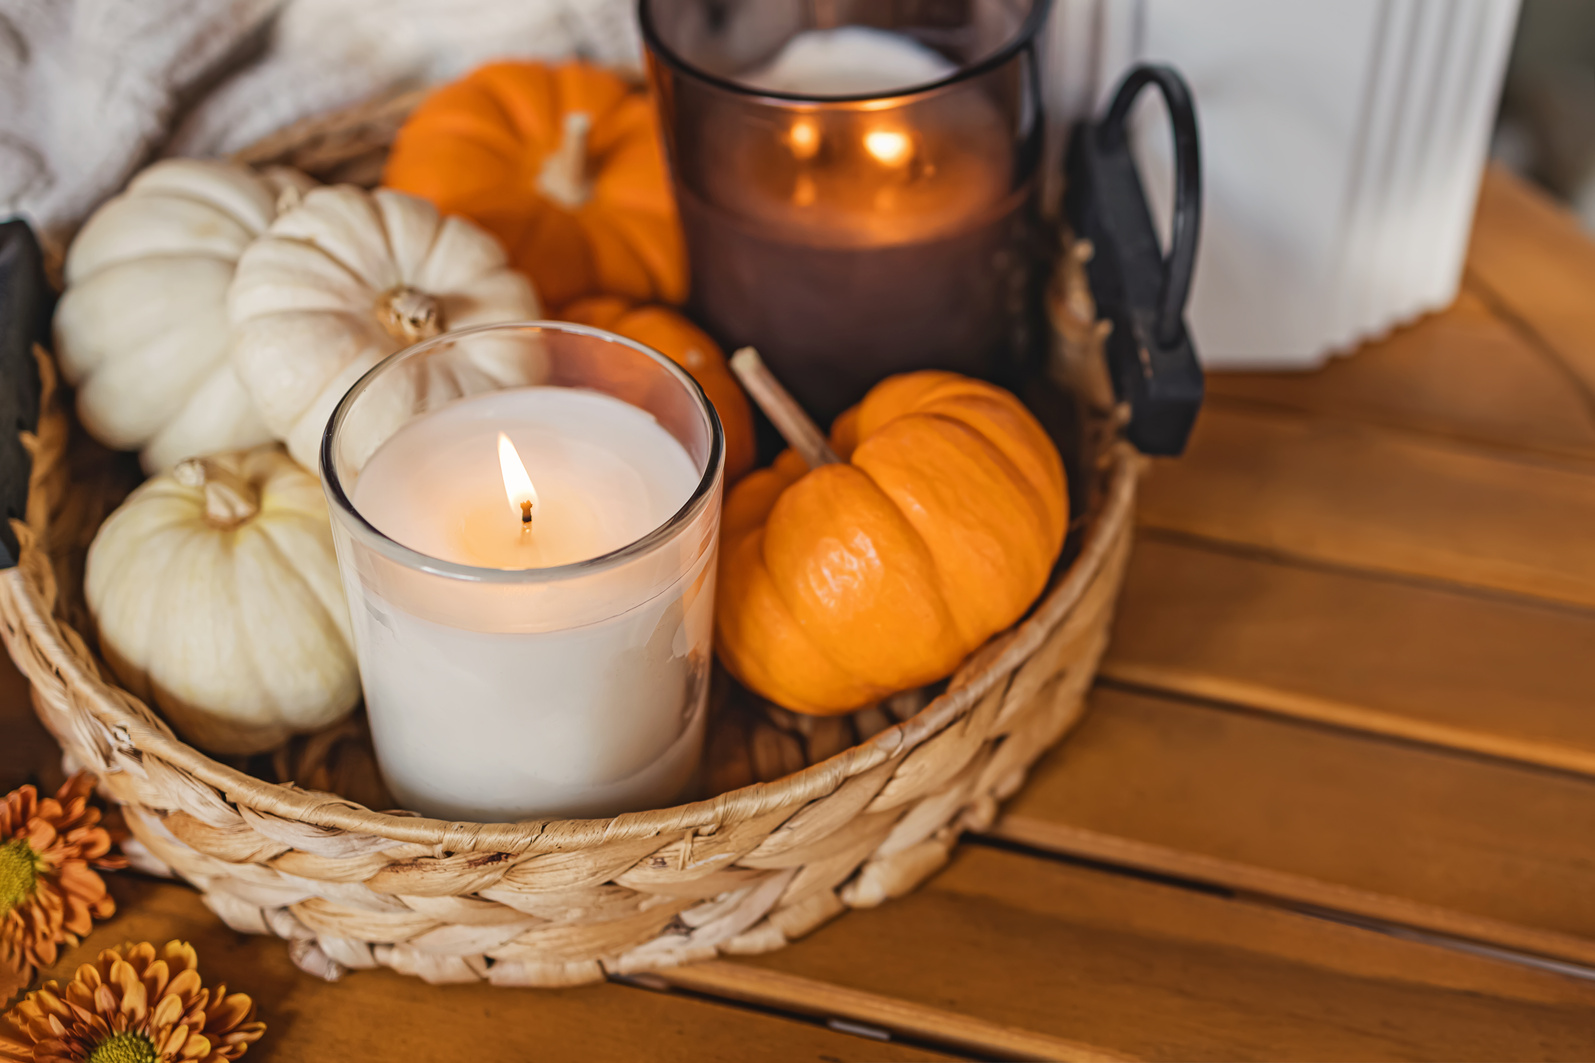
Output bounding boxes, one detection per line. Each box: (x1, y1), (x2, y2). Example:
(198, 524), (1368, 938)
(6, 167), (1595, 1061)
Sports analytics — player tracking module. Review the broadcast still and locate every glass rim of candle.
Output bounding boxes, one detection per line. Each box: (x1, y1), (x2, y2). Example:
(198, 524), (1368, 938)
(320, 320), (725, 585)
(639, 0), (1054, 108)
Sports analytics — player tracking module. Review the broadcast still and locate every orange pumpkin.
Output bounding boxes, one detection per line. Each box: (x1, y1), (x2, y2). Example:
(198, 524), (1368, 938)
(717, 371), (1068, 715)
(560, 297), (755, 482)
(383, 61), (686, 308)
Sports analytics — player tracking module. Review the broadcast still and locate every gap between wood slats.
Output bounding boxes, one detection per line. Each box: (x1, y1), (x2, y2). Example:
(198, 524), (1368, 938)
(968, 828), (1595, 988)
(1201, 278), (1595, 468)
(1203, 390), (1595, 474)
(1466, 167), (1595, 403)
(986, 683), (1595, 974)
(642, 963), (1131, 1063)
(646, 835), (1595, 1061)
(1106, 531), (1595, 778)
(1137, 404), (1595, 613)
(612, 971), (987, 1062)
(1280, 903), (1595, 985)
(1098, 663), (1595, 780)
(1462, 276), (1595, 435)
(981, 817), (1595, 972)
(1136, 525), (1595, 625)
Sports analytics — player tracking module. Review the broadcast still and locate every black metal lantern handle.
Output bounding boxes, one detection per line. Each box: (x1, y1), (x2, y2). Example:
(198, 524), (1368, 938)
(1065, 63), (1205, 456)
(1097, 66), (1202, 350)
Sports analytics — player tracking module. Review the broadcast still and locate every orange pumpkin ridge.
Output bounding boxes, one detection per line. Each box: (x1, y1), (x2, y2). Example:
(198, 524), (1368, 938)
(559, 297), (756, 483)
(716, 371), (1068, 715)
(384, 61), (687, 309)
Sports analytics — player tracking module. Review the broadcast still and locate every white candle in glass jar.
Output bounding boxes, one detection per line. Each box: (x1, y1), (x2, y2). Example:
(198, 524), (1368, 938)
(338, 386), (714, 822)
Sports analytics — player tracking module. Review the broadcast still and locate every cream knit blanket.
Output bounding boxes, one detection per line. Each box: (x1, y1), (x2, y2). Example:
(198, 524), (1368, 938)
(0, 0), (639, 250)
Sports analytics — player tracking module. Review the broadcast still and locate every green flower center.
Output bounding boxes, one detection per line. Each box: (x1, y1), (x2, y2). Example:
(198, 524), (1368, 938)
(87, 1032), (159, 1063)
(0, 838), (39, 915)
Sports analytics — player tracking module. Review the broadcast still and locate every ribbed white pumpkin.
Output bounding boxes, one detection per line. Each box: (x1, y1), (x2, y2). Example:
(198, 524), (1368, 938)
(229, 185), (542, 469)
(85, 445), (358, 755)
(54, 159), (317, 472)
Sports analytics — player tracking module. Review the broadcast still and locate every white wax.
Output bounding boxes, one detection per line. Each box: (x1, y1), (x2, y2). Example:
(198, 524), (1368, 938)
(355, 389), (698, 569)
(740, 26), (958, 97)
(340, 387), (715, 822)
(705, 27), (1007, 248)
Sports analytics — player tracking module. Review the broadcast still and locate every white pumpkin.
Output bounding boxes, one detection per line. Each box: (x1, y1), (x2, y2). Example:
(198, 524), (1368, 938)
(54, 159), (317, 473)
(229, 185), (542, 469)
(85, 445), (358, 755)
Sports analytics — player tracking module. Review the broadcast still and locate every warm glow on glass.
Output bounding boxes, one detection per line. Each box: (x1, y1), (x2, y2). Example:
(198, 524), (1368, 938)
(787, 117), (821, 160)
(863, 128), (912, 166)
(497, 431), (538, 525)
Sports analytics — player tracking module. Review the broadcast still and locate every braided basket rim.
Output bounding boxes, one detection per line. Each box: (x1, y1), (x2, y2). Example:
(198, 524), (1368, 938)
(2, 87), (1140, 856)
(4, 438), (1136, 853)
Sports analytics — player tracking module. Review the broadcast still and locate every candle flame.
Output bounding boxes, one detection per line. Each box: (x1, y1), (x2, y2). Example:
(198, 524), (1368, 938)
(787, 117), (821, 160)
(863, 128), (912, 167)
(497, 432), (538, 527)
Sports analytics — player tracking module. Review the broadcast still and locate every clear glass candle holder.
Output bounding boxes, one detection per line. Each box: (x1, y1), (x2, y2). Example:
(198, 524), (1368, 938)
(322, 322), (724, 823)
(642, 0), (1053, 424)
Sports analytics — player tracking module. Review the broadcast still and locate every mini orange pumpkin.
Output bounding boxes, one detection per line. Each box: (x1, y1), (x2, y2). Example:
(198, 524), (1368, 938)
(717, 371), (1068, 715)
(561, 297), (755, 483)
(383, 61), (686, 308)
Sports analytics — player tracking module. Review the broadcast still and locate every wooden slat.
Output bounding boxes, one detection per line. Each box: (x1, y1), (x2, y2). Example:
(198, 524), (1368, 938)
(1103, 536), (1595, 775)
(687, 845), (1595, 1061)
(1140, 402), (1595, 609)
(1209, 290), (1595, 459)
(995, 686), (1595, 966)
(1467, 166), (1595, 392)
(659, 962), (1126, 1063)
(28, 877), (953, 1063)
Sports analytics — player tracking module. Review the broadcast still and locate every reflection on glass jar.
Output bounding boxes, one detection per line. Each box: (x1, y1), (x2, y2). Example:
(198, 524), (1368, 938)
(643, 0), (1052, 424)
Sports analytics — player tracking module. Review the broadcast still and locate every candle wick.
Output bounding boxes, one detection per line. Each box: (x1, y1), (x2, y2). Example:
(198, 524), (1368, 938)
(521, 499), (533, 529)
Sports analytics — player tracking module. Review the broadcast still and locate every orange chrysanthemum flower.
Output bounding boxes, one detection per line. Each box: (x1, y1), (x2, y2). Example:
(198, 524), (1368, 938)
(0, 940), (264, 1063)
(0, 774), (124, 984)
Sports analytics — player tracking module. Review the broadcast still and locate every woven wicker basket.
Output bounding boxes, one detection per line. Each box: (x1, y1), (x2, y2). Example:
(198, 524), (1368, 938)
(0, 96), (1138, 987)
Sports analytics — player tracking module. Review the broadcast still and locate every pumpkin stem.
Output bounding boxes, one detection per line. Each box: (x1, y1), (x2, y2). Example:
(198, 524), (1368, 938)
(271, 176), (306, 216)
(537, 112), (594, 210)
(173, 458), (260, 529)
(376, 286), (445, 344)
(729, 347), (840, 468)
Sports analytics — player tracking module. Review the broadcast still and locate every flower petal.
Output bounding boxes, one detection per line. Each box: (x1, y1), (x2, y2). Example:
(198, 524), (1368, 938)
(150, 990), (184, 1028)
(166, 968), (203, 1005)
(111, 959), (148, 1022)
(161, 1022), (191, 1057)
(30, 989), (70, 1022)
(204, 992), (254, 1034)
(123, 941), (155, 973)
(23, 820), (56, 853)
(56, 861), (106, 900)
(162, 941), (198, 974)
(143, 958), (171, 1001)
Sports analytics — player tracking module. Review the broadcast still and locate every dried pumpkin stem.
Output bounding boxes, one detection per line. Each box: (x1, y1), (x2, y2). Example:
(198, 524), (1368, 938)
(172, 458), (260, 529)
(375, 285), (444, 344)
(729, 347), (840, 468)
(270, 172), (306, 216)
(537, 112), (594, 210)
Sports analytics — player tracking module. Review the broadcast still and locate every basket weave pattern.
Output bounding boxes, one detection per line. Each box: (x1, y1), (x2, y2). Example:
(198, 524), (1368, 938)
(0, 99), (1139, 987)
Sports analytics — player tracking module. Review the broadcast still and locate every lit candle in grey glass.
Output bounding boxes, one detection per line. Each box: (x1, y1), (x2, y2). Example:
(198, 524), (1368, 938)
(642, 1), (1052, 424)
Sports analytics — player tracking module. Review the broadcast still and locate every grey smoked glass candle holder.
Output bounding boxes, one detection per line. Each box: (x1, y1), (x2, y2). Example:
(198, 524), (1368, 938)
(642, 0), (1053, 424)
